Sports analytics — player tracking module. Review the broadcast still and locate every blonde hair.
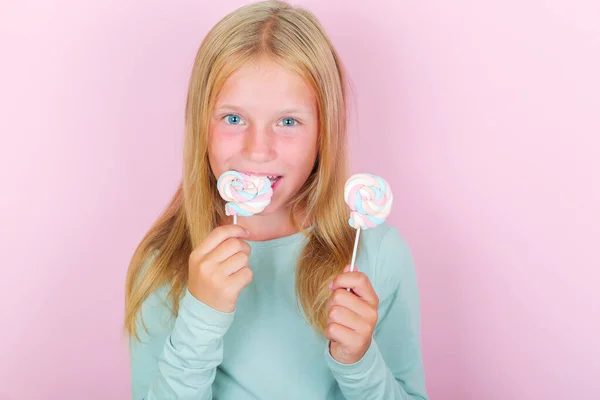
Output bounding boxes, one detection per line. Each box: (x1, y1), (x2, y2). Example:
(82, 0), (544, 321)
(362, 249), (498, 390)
(124, 0), (356, 341)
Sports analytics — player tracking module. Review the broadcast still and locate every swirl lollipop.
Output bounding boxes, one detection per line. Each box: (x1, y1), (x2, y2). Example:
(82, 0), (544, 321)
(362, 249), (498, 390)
(344, 173), (393, 273)
(217, 170), (273, 224)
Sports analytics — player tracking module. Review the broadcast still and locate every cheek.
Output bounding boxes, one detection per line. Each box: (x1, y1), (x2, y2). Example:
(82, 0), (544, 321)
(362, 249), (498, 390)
(208, 125), (242, 162)
(280, 134), (318, 170)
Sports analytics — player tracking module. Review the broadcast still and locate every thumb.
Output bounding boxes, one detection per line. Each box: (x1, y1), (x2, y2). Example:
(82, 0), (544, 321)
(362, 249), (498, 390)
(344, 264), (358, 272)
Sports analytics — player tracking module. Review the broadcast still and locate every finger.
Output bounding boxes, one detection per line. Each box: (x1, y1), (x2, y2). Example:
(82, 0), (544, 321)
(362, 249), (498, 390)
(326, 289), (378, 322)
(227, 266), (254, 294)
(194, 225), (250, 257)
(327, 305), (373, 335)
(330, 270), (379, 307)
(220, 251), (249, 276)
(206, 237), (251, 264)
(325, 322), (362, 346)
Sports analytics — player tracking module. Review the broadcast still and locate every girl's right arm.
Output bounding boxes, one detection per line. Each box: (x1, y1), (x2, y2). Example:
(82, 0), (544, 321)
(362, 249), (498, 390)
(130, 225), (253, 400)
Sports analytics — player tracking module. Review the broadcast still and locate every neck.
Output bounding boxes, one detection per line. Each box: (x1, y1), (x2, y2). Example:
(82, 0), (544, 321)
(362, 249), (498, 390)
(222, 207), (309, 241)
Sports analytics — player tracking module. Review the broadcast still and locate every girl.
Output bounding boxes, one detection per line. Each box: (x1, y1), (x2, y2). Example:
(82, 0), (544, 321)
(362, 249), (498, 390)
(124, 1), (428, 399)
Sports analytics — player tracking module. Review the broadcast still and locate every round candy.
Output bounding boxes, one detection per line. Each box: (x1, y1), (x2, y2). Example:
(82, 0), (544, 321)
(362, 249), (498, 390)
(217, 170), (273, 216)
(344, 173), (393, 229)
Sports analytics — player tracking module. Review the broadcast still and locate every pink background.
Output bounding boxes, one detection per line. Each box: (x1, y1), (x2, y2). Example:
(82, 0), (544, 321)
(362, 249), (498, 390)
(1, 0), (599, 399)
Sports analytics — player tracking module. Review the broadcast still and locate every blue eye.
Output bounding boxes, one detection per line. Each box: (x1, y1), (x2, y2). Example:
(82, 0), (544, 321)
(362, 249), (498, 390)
(223, 114), (298, 127)
(224, 114), (244, 125)
(279, 117), (298, 127)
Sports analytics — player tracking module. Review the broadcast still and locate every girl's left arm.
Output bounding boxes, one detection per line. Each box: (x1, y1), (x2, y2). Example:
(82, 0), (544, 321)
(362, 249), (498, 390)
(325, 226), (429, 400)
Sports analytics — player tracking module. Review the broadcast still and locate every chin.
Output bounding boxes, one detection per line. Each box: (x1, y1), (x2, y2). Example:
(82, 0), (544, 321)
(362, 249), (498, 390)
(257, 199), (290, 217)
(256, 204), (279, 216)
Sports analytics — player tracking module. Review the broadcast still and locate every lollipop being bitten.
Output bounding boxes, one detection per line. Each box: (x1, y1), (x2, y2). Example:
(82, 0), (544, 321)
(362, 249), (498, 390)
(217, 170), (273, 224)
(344, 173), (393, 274)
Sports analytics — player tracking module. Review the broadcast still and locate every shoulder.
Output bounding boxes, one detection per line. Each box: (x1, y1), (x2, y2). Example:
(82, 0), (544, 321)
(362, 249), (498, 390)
(357, 222), (416, 302)
(359, 222), (409, 252)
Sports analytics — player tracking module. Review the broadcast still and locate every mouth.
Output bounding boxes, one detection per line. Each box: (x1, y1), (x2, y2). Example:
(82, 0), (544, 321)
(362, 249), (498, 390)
(238, 171), (283, 188)
(266, 175), (282, 187)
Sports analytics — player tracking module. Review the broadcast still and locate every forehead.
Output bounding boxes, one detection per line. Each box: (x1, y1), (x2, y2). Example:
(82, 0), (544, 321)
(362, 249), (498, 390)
(215, 59), (316, 113)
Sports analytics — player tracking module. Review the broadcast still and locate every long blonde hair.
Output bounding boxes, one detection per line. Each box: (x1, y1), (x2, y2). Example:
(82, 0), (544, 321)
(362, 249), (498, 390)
(124, 0), (356, 341)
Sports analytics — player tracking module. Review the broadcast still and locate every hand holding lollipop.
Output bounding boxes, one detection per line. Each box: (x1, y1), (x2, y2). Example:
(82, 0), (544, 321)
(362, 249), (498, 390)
(325, 173), (394, 361)
(187, 170), (271, 313)
(344, 173), (393, 274)
(217, 170), (273, 224)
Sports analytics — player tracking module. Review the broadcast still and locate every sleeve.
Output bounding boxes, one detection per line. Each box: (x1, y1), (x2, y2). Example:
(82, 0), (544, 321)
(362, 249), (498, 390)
(129, 287), (235, 400)
(324, 226), (429, 400)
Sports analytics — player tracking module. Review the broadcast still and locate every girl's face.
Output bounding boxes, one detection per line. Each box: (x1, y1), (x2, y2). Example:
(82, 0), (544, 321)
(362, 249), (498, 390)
(208, 59), (319, 216)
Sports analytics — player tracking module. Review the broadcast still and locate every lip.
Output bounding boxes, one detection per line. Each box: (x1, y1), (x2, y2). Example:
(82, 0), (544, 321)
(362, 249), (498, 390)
(271, 176), (283, 191)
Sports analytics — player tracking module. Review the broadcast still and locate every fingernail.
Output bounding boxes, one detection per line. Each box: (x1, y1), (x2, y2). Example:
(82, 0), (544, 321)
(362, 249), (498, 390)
(244, 229), (251, 235)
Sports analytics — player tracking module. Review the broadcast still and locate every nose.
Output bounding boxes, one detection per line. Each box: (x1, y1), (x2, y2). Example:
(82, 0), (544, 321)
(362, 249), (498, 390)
(241, 125), (276, 163)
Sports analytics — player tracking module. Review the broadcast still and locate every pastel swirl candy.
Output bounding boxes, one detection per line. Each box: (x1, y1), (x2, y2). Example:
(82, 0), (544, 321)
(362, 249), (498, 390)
(217, 170), (273, 216)
(344, 173), (393, 229)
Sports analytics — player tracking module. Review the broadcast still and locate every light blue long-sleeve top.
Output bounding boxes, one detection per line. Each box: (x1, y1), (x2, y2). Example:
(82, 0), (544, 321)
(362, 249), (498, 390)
(129, 223), (428, 399)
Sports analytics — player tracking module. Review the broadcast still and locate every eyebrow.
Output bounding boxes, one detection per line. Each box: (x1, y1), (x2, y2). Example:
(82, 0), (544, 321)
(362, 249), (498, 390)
(214, 104), (314, 114)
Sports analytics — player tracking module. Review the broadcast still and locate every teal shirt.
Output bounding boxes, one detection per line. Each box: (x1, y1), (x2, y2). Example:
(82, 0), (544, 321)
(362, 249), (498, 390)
(129, 223), (428, 399)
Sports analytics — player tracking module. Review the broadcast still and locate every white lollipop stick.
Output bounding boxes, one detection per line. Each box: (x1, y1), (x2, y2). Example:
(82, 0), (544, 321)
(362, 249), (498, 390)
(233, 215), (237, 225)
(347, 227), (361, 291)
(349, 227), (360, 272)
